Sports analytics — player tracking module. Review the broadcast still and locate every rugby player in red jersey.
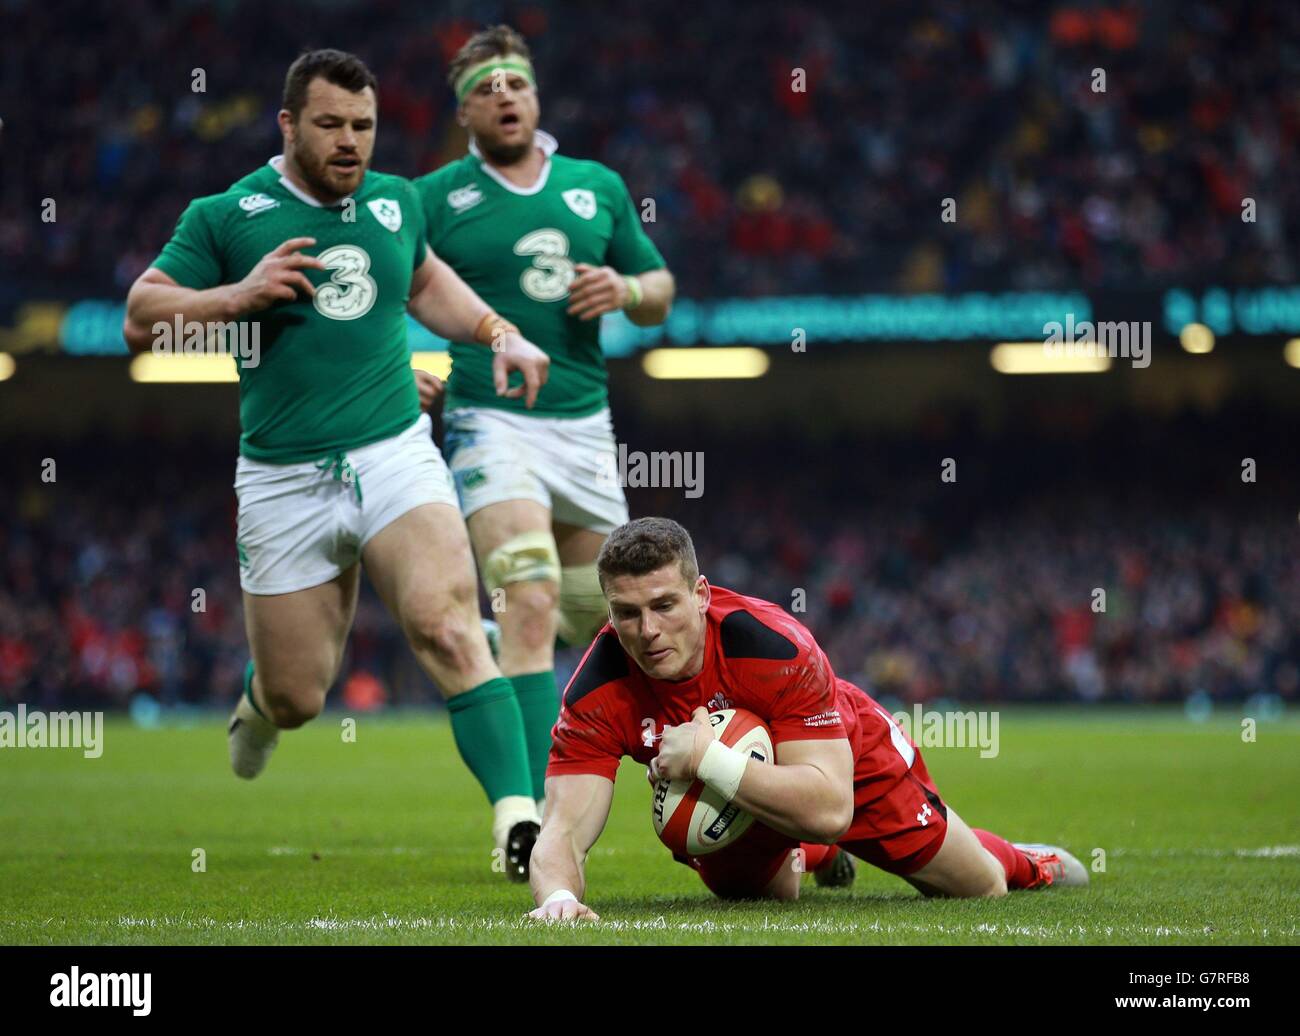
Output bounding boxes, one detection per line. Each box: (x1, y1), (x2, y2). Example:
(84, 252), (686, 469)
(527, 517), (1087, 921)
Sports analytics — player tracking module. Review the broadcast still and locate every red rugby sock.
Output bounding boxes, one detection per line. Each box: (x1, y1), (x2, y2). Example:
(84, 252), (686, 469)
(973, 829), (1039, 889)
(800, 843), (837, 873)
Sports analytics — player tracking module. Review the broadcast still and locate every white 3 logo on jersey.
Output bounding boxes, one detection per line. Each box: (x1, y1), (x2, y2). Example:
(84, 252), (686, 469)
(313, 244), (377, 321)
(514, 228), (574, 302)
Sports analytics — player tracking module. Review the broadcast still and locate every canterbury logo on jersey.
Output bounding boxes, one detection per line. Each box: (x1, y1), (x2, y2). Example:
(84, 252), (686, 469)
(238, 193), (279, 217)
(366, 198), (402, 232)
(447, 184), (485, 213)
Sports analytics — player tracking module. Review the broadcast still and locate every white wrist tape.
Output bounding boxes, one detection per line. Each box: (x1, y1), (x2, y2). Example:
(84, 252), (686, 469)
(696, 739), (748, 802)
(542, 888), (578, 908)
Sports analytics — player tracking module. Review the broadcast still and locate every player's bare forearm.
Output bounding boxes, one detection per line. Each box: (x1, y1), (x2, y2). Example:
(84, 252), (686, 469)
(529, 824), (588, 902)
(729, 743), (855, 843)
(123, 269), (239, 354)
(625, 268), (675, 327)
(124, 237), (325, 353)
(409, 251), (551, 407)
(407, 250), (492, 343)
(526, 773), (613, 920)
(565, 263), (673, 325)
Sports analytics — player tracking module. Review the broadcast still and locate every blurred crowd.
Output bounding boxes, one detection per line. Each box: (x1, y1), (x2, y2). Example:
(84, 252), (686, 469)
(661, 407), (1300, 706)
(0, 432), (418, 711)
(3, 408), (1297, 710)
(3, 0), (1298, 300)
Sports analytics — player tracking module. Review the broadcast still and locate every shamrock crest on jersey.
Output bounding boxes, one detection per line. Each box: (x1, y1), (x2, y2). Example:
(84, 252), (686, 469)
(366, 198), (402, 232)
(561, 188), (597, 220)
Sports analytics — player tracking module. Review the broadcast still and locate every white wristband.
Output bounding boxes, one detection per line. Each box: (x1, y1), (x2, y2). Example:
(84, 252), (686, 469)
(542, 888), (578, 908)
(696, 739), (748, 802)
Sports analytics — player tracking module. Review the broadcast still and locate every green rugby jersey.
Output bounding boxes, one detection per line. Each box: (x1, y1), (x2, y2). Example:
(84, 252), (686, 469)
(414, 133), (665, 417)
(151, 157), (427, 462)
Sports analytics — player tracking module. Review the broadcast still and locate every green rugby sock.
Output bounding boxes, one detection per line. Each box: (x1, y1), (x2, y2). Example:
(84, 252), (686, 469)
(242, 660), (269, 720)
(446, 677), (533, 804)
(511, 671), (560, 800)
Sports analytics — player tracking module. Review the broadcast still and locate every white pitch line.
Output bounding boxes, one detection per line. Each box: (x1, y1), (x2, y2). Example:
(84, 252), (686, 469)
(259, 845), (659, 857)
(0, 914), (1292, 941)
(1110, 845), (1299, 859)
(257, 844), (1300, 860)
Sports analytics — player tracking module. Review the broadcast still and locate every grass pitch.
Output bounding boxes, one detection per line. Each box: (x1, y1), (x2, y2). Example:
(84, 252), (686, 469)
(1, 708), (1296, 945)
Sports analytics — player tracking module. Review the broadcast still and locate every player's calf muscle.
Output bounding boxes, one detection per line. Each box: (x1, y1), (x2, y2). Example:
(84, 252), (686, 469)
(247, 642), (338, 727)
(256, 676), (326, 729)
(910, 809), (1007, 898)
(243, 589), (351, 728)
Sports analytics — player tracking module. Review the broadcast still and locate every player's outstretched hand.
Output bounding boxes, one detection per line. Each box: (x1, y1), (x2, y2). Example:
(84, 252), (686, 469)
(413, 368), (444, 411)
(566, 263), (630, 321)
(650, 706), (714, 782)
(228, 237), (326, 314)
(492, 332), (551, 409)
(525, 898), (601, 923)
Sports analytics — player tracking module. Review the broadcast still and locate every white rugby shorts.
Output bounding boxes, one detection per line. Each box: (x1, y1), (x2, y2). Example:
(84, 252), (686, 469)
(234, 413), (459, 594)
(442, 406), (629, 534)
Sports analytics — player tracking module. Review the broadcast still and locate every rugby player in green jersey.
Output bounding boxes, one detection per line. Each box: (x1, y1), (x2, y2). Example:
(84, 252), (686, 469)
(413, 27), (676, 817)
(123, 50), (551, 879)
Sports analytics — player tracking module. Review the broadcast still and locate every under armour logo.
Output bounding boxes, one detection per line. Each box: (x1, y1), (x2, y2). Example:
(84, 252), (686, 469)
(916, 802), (933, 826)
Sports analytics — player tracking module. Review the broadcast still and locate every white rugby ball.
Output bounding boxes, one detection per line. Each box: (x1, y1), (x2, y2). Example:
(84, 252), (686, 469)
(651, 708), (773, 856)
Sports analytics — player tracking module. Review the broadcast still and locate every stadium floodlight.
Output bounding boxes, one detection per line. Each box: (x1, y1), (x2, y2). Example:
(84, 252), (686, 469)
(128, 354), (239, 382)
(642, 347), (770, 379)
(989, 343), (1112, 375)
(1179, 322), (1215, 354)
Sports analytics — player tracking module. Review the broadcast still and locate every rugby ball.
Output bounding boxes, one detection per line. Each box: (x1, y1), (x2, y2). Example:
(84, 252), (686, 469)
(651, 708), (773, 856)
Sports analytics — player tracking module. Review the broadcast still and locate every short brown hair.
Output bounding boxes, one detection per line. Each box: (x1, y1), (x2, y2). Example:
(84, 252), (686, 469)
(282, 49), (377, 119)
(447, 24), (533, 93)
(597, 518), (700, 590)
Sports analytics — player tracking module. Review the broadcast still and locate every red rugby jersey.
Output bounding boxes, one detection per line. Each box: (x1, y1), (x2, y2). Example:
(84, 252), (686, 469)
(548, 585), (865, 782)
